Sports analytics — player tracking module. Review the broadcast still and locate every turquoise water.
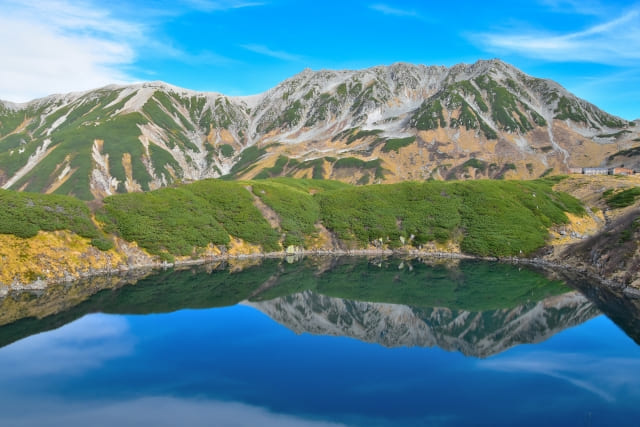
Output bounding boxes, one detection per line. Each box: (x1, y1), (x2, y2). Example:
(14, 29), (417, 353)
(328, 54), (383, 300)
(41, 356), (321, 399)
(0, 258), (638, 426)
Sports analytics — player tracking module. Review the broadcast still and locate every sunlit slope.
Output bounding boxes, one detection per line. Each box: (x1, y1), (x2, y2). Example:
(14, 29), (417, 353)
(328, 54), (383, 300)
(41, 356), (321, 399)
(0, 60), (637, 199)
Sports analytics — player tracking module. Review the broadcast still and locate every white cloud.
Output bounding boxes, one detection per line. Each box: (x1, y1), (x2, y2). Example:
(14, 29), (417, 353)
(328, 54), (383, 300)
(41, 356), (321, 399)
(240, 44), (303, 62)
(0, 0), (264, 101)
(0, 0), (139, 102)
(181, 0), (265, 11)
(11, 0), (144, 39)
(475, 8), (640, 65)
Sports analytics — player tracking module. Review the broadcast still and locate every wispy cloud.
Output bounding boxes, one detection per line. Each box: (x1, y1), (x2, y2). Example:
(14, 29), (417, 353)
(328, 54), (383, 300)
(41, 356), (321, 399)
(537, 0), (609, 15)
(369, 3), (432, 23)
(240, 44), (303, 62)
(370, 3), (419, 17)
(6, 0), (145, 39)
(0, 0), (249, 102)
(0, 0), (139, 102)
(475, 7), (640, 65)
(144, 38), (236, 66)
(181, 0), (265, 12)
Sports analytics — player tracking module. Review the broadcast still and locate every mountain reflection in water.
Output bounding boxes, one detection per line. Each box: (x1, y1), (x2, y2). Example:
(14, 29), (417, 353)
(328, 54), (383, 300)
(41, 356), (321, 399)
(247, 290), (596, 357)
(0, 256), (612, 355)
(1, 256), (639, 426)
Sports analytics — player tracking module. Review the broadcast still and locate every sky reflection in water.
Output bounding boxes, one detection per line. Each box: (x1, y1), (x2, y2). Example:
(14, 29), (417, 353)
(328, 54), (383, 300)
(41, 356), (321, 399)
(0, 304), (638, 426)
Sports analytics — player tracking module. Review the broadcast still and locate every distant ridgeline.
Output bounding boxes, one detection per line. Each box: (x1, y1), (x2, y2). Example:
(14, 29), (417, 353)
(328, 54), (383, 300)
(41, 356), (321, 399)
(0, 59), (638, 200)
(0, 178), (584, 269)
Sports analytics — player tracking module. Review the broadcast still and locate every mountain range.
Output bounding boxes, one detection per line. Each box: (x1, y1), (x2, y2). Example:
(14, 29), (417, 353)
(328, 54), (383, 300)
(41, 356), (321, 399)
(1, 59), (638, 200)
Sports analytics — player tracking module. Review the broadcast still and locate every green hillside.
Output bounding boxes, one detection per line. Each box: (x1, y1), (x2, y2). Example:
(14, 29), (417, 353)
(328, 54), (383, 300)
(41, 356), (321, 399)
(0, 176), (585, 261)
(95, 177), (584, 258)
(0, 189), (110, 249)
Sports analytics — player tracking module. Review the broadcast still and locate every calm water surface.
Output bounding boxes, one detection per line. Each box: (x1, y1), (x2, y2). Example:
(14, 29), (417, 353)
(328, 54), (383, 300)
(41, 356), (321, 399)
(0, 257), (638, 426)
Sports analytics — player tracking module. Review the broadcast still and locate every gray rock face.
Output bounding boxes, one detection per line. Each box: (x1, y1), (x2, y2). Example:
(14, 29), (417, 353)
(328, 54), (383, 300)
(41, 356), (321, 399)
(0, 60), (635, 198)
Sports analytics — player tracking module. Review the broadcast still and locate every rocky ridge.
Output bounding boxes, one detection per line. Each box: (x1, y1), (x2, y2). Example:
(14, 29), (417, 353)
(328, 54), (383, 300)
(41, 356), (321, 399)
(0, 60), (637, 200)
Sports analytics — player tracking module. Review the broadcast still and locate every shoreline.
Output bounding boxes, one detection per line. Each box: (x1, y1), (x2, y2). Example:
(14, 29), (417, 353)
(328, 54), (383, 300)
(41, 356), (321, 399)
(3, 247), (638, 301)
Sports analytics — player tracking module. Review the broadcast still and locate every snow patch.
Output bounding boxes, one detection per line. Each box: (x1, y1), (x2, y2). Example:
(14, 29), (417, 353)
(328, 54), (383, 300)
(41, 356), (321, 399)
(92, 140), (108, 170)
(46, 110), (70, 136)
(2, 138), (54, 189)
(90, 139), (120, 196)
(56, 165), (71, 182)
(90, 169), (120, 196)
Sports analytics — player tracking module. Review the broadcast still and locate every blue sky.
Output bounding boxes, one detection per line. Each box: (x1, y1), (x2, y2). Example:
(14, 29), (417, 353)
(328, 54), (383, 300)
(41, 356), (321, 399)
(1, 0), (639, 119)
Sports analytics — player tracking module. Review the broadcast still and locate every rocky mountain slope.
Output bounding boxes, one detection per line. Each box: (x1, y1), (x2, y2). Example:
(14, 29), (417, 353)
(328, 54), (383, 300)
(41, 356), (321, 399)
(247, 290), (597, 357)
(0, 59), (637, 200)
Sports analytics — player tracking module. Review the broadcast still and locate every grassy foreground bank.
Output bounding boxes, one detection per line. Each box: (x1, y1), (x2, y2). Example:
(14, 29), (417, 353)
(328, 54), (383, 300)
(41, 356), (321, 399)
(0, 177), (584, 271)
(97, 177), (583, 259)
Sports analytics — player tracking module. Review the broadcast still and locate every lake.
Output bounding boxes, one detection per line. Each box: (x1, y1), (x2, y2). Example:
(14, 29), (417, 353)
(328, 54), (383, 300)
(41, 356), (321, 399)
(0, 256), (639, 426)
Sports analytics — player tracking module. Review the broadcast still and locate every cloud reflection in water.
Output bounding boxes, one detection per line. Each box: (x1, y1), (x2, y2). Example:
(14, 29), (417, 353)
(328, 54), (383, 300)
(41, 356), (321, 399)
(0, 314), (133, 377)
(0, 396), (346, 427)
(478, 351), (640, 403)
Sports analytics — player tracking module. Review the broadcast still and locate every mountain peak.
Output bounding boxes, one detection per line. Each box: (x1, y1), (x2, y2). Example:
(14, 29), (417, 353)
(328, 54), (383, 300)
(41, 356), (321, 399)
(0, 59), (637, 199)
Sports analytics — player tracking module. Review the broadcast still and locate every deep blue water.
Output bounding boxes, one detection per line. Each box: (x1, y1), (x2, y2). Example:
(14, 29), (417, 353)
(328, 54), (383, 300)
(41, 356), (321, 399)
(1, 306), (639, 426)
(0, 258), (639, 426)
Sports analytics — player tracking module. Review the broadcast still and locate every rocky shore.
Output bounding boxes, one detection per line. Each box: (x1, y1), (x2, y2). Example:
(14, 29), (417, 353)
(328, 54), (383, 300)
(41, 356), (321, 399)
(2, 241), (638, 305)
